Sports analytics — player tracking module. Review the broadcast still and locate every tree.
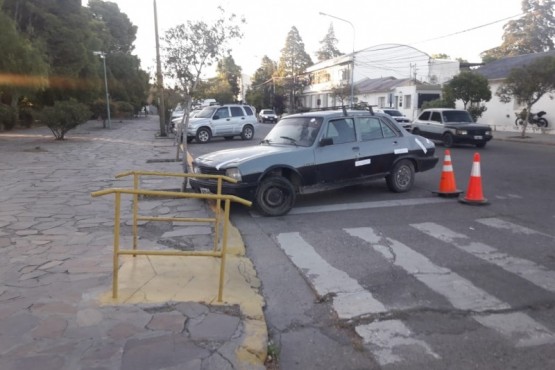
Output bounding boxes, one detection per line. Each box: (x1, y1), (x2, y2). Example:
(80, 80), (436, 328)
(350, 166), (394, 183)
(276, 26), (313, 112)
(446, 71), (492, 110)
(431, 53), (450, 59)
(162, 6), (245, 166)
(330, 84), (357, 107)
(216, 55), (242, 100)
(496, 55), (555, 136)
(316, 23), (343, 62)
(87, 0), (137, 54)
(246, 56), (278, 112)
(481, 0), (555, 62)
(0, 6), (48, 123)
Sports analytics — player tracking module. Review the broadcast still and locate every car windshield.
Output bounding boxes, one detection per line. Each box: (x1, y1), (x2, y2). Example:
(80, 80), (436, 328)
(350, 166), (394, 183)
(443, 110), (473, 123)
(263, 117), (323, 147)
(384, 109), (402, 117)
(196, 107), (218, 118)
(262, 110), (275, 115)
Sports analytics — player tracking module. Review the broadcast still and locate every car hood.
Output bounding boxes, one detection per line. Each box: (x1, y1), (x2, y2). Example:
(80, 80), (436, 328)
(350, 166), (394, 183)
(195, 144), (303, 170)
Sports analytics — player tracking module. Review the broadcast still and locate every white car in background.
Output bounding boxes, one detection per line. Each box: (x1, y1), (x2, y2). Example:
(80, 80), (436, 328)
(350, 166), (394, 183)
(374, 108), (411, 130)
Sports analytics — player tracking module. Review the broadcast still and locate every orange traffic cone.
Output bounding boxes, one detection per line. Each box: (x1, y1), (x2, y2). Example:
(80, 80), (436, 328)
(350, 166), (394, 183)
(433, 149), (462, 197)
(459, 152), (488, 205)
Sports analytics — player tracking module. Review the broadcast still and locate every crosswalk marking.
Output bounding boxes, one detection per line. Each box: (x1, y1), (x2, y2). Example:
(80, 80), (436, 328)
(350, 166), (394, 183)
(345, 227), (555, 347)
(476, 217), (551, 237)
(411, 222), (555, 293)
(276, 232), (440, 365)
(276, 232), (387, 318)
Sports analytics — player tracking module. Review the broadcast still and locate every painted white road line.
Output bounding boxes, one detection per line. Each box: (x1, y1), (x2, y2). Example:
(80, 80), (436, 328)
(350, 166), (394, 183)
(276, 232), (387, 318)
(285, 197), (452, 215)
(476, 217), (552, 237)
(355, 319), (440, 365)
(346, 227), (555, 347)
(412, 222), (555, 293)
(276, 232), (440, 365)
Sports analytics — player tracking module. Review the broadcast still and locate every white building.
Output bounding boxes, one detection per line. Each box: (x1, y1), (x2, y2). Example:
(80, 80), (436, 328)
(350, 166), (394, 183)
(474, 50), (555, 134)
(301, 43), (460, 119)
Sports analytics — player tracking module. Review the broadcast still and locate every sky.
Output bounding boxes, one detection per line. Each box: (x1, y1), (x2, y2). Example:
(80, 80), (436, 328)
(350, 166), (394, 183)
(85, 0), (525, 78)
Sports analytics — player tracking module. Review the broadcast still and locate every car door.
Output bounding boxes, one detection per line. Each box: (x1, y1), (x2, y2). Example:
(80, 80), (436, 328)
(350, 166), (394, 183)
(229, 106), (248, 134)
(355, 116), (401, 176)
(427, 111), (445, 140)
(313, 118), (360, 183)
(211, 107), (233, 136)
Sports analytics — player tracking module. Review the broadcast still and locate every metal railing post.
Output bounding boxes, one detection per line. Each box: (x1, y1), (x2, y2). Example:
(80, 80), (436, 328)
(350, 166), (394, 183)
(113, 192), (121, 298)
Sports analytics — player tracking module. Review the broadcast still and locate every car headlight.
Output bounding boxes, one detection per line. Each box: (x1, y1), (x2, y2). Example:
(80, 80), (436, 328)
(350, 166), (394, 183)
(192, 164), (201, 174)
(456, 129), (468, 135)
(225, 168), (242, 182)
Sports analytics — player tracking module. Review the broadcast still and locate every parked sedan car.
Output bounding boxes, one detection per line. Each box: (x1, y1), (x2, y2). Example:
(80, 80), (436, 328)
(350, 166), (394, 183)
(259, 109), (278, 123)
(375, 108), (411, 130)
(177, 104), (257, 143)
(190, 109), (439, 216)
(412, 108), (492, 148)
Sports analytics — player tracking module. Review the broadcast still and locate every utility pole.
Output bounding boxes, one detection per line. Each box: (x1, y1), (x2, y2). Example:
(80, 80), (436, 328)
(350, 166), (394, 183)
(154, 0), (166, 136)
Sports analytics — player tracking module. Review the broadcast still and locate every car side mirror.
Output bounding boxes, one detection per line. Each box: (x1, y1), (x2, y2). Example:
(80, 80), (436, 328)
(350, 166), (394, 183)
(319, 137), (333, 147)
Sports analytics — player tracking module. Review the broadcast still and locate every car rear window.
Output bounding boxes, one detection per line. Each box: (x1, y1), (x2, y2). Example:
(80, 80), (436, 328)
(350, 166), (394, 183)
(243, 106), (254, 116)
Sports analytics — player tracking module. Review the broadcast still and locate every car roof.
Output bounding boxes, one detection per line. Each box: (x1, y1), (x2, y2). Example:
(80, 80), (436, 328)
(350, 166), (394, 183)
(282, 109), (392, 120)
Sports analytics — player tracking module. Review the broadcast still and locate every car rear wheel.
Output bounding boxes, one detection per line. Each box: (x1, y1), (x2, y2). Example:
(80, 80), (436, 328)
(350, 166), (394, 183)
(412, 128), (421, 135)
(255, 176), (296, 216)
(196, 128), (211, 143)
(442, 132), (454, 148)
(241, 125), (254, 140)
(386, 159), (415, 193)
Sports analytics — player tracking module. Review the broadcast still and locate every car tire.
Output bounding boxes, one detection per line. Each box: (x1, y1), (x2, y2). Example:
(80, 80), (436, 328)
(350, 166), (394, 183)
(538, 118), (548, 127)
(241, 125), (254, 140)
(442, 132), (454, 148)
(386, 159), (415, 193)
(196, 127), (211, 143)
(412, 128), (421, 135)
(255, 176), (296, 216)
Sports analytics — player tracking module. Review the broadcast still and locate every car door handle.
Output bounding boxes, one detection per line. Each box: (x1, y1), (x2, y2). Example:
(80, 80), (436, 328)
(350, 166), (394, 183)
(352, 146), (359, 151)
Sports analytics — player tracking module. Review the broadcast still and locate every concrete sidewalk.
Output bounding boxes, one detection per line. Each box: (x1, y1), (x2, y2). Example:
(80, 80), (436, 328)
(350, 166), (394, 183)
(0, 116), (267, 370)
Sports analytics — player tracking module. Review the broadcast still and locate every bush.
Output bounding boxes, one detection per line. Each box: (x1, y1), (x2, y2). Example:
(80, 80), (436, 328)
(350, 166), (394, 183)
(40, 99), (92, 140)
(19, 107), (35, 128)
(115, 101), (134, 118)
(89, 99), (116, 127)
(0, 104), (17, 131)
(467, 105), (487, 121)
(422, 99), (455, 110)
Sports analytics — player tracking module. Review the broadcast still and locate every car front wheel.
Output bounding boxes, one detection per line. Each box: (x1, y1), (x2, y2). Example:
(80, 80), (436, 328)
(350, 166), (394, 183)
(241, 125), (254, 140)
(386, 159), (415, 193)
(196, 127), (212, 143)
(255, 176), (296, 216)
(442, 132), (454, 148)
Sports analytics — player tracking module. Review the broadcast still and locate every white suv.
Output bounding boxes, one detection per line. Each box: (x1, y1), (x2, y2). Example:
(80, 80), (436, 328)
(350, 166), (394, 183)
(259, 109), (278, 123)
(180, 104), (258, 143)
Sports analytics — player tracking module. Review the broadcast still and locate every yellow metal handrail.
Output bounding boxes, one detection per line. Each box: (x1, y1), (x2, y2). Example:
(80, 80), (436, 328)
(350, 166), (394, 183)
(91, 172), (251, 302)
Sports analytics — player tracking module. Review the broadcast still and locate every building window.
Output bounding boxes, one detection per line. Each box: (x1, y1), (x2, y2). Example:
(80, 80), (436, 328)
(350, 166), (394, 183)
(378, 97), (385, 107)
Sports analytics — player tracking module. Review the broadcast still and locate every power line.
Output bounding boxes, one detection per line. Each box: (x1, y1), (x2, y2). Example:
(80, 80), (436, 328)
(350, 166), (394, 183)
(411, 13), (523, 45)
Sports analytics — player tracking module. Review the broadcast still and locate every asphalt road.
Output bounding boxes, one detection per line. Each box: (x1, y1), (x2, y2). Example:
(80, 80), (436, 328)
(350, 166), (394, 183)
(189, 130), (555, 369)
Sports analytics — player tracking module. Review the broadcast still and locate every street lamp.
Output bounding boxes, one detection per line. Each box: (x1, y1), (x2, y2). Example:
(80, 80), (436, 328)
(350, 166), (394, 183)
(319, 12), (356, 108)
(93, 51), (111, 129)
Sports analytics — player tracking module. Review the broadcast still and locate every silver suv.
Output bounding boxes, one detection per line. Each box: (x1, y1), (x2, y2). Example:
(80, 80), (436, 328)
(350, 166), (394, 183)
(181, 104), (257, 143)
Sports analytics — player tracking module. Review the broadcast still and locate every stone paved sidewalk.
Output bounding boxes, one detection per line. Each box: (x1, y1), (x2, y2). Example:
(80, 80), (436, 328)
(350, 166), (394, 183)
(0, 117), (266, 370)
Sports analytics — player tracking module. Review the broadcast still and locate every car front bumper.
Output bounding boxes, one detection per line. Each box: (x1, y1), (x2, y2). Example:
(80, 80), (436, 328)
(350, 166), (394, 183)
(189, 177), (257, 201)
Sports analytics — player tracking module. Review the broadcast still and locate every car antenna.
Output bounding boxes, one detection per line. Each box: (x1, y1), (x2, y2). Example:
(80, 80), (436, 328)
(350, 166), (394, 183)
(342, 105), (347, 116)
